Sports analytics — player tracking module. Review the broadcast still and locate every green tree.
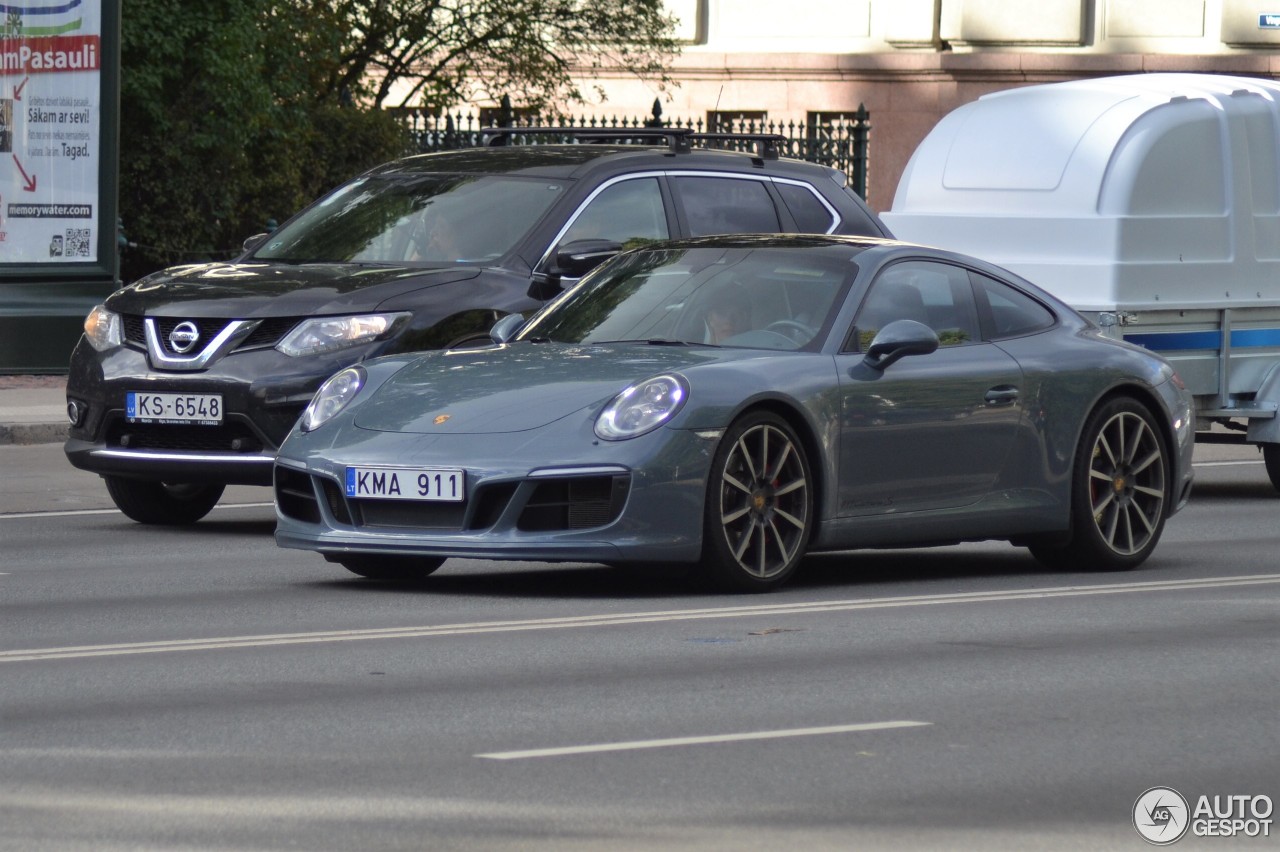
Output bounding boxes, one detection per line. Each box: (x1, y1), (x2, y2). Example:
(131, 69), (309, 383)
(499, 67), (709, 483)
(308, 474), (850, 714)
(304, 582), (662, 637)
(292, 0), (682, 110)
(118, 0), (680, 281)
(119, 1), (406, 280)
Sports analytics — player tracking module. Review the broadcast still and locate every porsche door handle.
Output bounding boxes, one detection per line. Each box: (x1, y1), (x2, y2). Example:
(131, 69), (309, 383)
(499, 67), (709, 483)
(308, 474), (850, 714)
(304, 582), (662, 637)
(985, 386), (1019, 405)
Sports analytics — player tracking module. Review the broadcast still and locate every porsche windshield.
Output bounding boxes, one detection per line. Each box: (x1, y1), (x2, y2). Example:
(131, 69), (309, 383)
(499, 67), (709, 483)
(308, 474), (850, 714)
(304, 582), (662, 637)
(252, 174), (565, 265)
(521, 246), (859, 351)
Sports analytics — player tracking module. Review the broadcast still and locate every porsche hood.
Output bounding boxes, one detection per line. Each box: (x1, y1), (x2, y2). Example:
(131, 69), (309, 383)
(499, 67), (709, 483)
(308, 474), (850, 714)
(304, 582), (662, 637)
(353, 344), (725, 434)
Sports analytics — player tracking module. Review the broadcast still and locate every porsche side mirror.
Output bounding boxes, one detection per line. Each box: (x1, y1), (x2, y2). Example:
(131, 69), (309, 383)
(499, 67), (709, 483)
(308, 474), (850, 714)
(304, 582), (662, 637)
(489, 313), (525, 344)
(242, 232), (269, 252)
(863, 319), (939, 371)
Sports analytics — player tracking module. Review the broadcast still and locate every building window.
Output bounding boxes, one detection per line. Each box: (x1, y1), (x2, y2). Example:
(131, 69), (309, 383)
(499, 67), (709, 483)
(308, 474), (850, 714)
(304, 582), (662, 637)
(706, 110), (767, 133)
(807, 110), (868, 139)
(478, 105), (541, 127)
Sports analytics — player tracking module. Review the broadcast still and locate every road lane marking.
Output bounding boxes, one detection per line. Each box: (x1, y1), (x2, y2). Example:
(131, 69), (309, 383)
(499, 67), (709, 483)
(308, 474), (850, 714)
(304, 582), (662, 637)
(1, 573), (1277, 664)
(0, 503), (274, 520)
(475, 720), (932, 760)
(1194, 460), (1264, 467)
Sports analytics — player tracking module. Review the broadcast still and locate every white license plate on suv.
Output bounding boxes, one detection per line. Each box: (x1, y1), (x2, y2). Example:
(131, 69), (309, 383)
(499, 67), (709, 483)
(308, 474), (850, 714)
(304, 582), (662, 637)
(126, 391), (223, 425)
(345, 466), (465, 502)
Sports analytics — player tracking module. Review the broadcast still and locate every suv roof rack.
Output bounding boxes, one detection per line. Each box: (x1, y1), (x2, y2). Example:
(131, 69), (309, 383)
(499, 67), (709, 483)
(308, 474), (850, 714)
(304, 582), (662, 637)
(480, 127), (786, 160)
(689, 133), (785, 161)
(482, 127), (694, 153)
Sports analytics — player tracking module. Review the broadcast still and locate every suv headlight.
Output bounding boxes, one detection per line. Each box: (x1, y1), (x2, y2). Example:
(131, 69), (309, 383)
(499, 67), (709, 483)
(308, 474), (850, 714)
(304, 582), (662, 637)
(301, 366), (365, 432)
(83, 305), (123, 352)
(595, 374), (687, 440)
(277, 312), (410, 357)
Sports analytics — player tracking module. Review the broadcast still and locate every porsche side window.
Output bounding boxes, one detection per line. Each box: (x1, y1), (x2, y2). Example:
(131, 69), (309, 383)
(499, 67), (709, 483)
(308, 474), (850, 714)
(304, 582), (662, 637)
(851, 261), (981, 351)
(673, 176), (782, 236)
(776, 182), (837, 233)
(560, 178), (670, 248)
(972, 272), (1056, 338)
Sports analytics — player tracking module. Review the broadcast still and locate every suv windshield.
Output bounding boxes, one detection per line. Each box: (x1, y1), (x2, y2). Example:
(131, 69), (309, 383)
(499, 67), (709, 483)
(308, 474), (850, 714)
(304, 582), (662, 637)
(521, 245), (858, 351)
(252, 174), (566, 265)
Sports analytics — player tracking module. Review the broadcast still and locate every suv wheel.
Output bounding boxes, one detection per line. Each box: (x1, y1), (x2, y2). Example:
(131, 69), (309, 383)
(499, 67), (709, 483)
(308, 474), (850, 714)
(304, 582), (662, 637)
(104, 477), (226, 525)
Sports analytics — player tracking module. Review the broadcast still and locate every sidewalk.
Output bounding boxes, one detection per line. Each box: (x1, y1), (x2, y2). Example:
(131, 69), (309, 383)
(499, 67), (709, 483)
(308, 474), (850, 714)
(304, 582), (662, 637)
(0, 375), (69, 445)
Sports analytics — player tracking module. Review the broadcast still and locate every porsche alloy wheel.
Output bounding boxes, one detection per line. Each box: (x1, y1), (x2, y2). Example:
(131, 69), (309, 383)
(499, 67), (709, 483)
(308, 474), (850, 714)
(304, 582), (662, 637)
(1031, 398), (1168, 571)
(702, 412), (813, 592)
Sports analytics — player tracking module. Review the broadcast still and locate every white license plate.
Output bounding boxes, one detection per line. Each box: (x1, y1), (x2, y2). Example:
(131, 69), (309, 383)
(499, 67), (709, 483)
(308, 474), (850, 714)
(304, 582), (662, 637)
(126, 391), (223, 425)
(345, 466), (465, 502)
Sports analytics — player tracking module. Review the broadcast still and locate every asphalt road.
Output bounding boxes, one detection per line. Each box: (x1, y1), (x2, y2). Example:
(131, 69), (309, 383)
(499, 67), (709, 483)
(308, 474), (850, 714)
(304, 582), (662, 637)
(1, 442), (1277, 851)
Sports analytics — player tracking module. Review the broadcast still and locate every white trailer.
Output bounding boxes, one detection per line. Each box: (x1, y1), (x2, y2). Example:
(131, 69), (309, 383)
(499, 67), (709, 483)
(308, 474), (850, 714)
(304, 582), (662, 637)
(884, 72), (1280, 490)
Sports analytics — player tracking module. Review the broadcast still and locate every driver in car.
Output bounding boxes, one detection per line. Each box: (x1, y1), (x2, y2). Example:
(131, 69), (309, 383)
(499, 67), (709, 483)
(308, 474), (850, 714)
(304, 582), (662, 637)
(704, 302), (751, 344)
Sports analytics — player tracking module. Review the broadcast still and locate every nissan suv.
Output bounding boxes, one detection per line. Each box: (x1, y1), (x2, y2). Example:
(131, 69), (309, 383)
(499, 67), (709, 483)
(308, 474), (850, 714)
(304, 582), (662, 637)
(65, 128), (892, 524)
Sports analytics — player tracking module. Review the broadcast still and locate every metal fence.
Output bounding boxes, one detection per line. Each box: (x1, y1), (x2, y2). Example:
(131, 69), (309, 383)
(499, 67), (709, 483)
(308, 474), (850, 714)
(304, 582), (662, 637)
(397, 99), (871, 198)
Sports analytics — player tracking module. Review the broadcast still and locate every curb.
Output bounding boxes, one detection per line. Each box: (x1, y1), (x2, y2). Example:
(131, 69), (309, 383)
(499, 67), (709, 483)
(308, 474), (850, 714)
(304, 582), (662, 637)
(0, 423), (69, 446)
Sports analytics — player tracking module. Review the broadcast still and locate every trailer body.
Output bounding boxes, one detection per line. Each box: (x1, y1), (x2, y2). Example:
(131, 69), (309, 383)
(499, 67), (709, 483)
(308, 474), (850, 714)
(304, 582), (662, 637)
(884, 73), (1280, 483)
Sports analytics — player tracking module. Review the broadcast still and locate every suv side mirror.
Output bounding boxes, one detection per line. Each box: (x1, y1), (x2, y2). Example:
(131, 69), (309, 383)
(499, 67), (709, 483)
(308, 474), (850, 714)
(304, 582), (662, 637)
(527, 272), (562, 301)
(553, 239), (623, 278)
(862, 319), (939, 371)
(528, 239), (624, 301)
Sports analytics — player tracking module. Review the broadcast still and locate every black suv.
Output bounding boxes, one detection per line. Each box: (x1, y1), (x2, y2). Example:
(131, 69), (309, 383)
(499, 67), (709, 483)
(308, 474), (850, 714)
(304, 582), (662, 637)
(65, 128), (891, 524)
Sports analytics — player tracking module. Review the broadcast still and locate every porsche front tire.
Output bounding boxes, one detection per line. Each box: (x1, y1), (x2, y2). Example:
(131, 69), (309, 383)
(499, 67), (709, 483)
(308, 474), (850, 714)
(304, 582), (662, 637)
(700, 411), (813, 593)
(335, 555), (446, 582)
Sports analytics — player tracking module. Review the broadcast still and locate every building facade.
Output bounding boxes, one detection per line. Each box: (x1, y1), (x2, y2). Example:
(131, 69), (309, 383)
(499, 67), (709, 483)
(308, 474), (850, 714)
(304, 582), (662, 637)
(548, 0), (1280, 213)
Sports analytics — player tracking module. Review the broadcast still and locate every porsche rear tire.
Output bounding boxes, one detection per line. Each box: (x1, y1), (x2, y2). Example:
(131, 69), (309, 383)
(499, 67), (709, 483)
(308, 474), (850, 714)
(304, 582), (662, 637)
(700, 411), (813, 593)
(336, 555), (445, 582)
(104, 476), (225, 525)
(1029, 397), (1168, 571)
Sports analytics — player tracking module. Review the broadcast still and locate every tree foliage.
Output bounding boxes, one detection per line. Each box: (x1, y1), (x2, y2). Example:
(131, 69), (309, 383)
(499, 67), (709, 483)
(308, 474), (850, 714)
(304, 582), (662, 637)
(118, 0), (680, 282)
(297, 0), (682, 109)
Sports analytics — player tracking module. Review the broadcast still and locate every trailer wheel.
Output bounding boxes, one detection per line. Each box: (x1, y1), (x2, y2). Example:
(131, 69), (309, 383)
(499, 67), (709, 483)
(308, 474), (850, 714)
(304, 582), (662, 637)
(1263, 445), (1280, 492)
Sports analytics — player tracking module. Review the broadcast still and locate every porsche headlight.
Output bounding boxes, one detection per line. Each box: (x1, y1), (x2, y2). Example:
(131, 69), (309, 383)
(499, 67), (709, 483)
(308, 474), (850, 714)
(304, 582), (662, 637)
(301, 366), (365, 432)
(276, 312), (410, 357)
(595, 374), (687, 440)
(83, 304), (123, 352)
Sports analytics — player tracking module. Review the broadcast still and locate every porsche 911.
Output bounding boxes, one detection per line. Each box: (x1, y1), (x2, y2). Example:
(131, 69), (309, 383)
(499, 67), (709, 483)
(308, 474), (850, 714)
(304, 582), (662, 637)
(274, 234), (1194, 592)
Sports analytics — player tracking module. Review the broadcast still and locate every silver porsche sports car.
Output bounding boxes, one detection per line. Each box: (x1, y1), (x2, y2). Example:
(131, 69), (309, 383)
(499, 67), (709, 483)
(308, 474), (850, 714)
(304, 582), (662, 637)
(274, 235), (1194, 592)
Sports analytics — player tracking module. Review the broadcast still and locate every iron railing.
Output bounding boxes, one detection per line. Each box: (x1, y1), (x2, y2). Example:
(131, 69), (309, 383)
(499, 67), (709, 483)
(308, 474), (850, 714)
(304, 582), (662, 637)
(396, 98), (871, 198)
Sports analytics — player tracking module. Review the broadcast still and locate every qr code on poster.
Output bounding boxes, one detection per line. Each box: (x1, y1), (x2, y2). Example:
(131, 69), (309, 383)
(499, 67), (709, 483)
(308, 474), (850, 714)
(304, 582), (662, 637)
(64, 228), (91, 257)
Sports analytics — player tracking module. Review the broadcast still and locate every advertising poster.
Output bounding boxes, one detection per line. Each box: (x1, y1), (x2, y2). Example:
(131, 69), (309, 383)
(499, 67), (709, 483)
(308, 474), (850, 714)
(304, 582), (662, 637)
(0, 0), (102, 264)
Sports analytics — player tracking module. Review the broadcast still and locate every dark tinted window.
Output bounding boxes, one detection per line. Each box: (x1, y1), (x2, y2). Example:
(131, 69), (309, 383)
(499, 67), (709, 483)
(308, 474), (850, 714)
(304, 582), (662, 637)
(560, 178), (669, 247)
(850, 261), (981, 351)
(776, 182), (835, 233)
(673, 177), (782, 236)
(973, 272), (1056, 338)
(254, 174), (563, 265)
